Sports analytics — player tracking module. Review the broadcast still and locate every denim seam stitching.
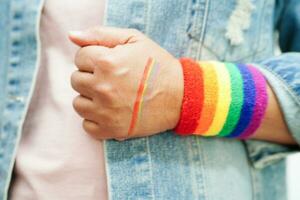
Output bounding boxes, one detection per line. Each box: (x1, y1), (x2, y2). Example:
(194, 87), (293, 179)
(186, 0), (201, 58)
(249, 166), (259, 200)
(197, 138), (208, 200)
(196, 0), (210, 60)
(144, 2), (155, 197)
(243, 142), (255, 200)
(146, 137), (155, 200)
(145, 1), (154, 198)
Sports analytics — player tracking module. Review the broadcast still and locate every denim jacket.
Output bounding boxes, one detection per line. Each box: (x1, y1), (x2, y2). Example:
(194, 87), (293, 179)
(0, 0), (300, 200)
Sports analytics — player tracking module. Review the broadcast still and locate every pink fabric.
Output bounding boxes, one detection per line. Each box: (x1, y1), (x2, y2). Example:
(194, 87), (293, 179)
(10, 0), (108, 199)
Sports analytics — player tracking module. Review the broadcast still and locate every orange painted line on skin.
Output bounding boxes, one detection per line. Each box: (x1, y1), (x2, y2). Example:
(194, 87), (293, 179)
(128, 58), (154, 136)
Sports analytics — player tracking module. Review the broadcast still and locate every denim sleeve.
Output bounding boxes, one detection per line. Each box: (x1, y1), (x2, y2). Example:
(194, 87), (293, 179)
(275, 0), (300, 52)
(244, 53), (300, 168)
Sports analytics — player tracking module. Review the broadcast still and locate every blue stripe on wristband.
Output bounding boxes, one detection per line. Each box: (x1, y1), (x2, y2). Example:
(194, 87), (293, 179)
(227, 64), (256, 138)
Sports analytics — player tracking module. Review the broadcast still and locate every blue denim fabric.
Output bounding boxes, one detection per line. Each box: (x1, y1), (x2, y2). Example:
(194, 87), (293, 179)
(261, 54), (300, 143)
(0, 0), (43, 199)
(0, 0), (300, 199)
(275, 0), (300, 52)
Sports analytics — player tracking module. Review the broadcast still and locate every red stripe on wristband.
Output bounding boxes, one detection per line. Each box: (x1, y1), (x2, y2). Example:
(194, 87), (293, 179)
(174, 58), (204, 135)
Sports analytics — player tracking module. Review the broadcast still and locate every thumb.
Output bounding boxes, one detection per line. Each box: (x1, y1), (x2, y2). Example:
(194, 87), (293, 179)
(68, 26), (141, 48)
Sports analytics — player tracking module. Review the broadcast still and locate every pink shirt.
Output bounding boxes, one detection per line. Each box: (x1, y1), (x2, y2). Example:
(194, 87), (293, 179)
(10, 0), (108, 199)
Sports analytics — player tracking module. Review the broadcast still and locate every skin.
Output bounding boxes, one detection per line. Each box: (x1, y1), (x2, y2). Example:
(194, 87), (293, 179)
(69, 26), (296, 145)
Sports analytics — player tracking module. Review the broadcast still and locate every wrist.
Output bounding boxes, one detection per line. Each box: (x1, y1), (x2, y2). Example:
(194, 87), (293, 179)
(163, 58), (184, 130)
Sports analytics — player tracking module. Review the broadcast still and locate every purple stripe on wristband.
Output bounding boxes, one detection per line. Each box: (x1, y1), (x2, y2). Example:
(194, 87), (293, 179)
(238, 65), (268, 139)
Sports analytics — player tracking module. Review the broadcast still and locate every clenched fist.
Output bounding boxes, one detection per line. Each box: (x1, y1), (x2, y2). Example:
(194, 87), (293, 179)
(69, 27), (183, 140)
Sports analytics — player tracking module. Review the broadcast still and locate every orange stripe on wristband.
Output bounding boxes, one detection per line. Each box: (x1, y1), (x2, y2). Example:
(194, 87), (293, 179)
(203, 62), (231, 136)
(194, 62), (219, 135)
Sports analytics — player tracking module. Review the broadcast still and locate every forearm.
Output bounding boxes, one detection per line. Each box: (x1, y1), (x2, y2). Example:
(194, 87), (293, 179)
(248, 84), (295, 145)
(69, 27), (300, 145)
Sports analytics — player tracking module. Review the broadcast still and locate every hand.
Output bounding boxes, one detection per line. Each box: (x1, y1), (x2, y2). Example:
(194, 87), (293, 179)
(69, 27), (184, 141)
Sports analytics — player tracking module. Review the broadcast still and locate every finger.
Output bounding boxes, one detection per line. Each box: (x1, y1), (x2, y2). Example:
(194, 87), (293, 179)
(71, 71), (95, 98)
(72, 95), (96, 120)
(82, 119), (113, 140)
(69, 26), (142, 48)
(75, 45), (110, 73)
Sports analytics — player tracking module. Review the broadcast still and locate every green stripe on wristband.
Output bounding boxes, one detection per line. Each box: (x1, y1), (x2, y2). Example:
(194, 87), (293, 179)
(218, 63), (244, 136)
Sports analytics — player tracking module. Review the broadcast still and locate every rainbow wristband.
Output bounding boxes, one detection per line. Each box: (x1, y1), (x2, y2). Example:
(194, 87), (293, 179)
(174, 58), (268, 139)
(174, 58), (204, 135)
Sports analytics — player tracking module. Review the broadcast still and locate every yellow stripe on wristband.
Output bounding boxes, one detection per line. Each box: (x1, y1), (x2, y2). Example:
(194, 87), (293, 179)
(202, 62), (232, 136)
(194, 62), (218, 135)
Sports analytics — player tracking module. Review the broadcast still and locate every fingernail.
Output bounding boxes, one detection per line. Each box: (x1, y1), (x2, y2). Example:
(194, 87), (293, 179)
(69, 31), (84, 38)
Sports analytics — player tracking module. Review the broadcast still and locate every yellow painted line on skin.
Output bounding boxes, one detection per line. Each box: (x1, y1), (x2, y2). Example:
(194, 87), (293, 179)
(202, 62), (231, 136)
(138, 59), (156, 119)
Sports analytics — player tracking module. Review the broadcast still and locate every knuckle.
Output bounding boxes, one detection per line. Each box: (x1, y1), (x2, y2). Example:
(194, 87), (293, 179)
(75, 47), (98, 69)
(74, 48), (86, 66)
(82, 120), (89, 130)
(82, 120), (95, 133)
(71, 72), (94, 95)
(82, 120), (104, 139)
(72, 96), (82, 111)
(82, 120), (93, 134)
(70, 71), (78, 85)
(70, 81), (79, 94)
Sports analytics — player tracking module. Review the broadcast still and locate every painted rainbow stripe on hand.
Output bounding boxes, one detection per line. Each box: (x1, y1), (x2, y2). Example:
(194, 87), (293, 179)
(174, 58), (268, 139)
(128, 57), (160, 136)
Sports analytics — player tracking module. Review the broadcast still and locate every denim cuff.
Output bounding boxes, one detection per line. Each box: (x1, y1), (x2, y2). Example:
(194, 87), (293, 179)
(244, 53), (300, 168)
